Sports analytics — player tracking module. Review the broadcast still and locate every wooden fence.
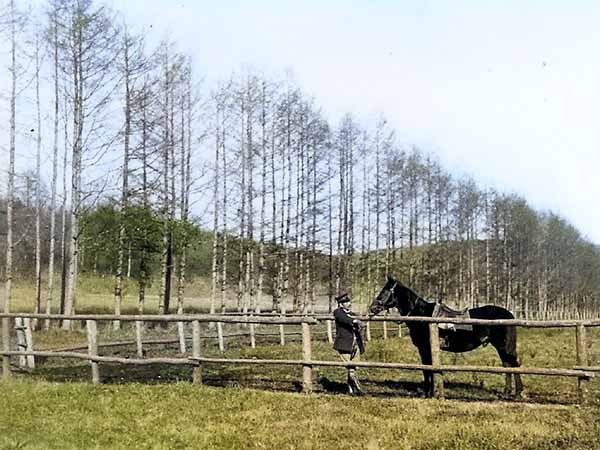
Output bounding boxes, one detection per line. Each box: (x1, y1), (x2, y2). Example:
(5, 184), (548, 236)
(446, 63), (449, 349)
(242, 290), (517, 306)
(0, 313), (598, 403)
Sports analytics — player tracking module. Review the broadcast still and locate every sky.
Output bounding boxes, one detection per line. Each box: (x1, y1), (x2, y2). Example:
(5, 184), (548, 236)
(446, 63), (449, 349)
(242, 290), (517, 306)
(3, 1), (600, 243)
(109, 0), (600, 243)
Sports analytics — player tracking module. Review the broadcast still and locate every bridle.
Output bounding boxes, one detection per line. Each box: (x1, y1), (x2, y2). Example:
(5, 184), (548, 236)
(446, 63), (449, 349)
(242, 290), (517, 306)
(376, 280), (398, 312)
(375, 280), (418, 317)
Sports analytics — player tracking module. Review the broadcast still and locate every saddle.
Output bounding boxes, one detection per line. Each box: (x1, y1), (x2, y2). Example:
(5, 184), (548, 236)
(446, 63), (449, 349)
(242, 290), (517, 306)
(432, 302), (473, 333)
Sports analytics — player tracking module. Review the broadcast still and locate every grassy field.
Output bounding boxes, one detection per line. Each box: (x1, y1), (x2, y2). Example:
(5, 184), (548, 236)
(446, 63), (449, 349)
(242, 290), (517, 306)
(7, 275), (213, 314)
(2, 277), (600, 449)
(1, 379), (600, 450)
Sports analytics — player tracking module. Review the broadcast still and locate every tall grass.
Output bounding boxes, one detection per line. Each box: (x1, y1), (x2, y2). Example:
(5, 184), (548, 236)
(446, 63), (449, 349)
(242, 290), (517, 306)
(1, 379), (599, 450)
(9, 274), (213, 314)
(2, 280), (600, 449)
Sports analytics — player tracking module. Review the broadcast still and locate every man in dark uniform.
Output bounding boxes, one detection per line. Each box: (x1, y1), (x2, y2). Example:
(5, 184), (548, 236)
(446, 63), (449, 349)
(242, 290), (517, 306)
(333, 292), (365, 396)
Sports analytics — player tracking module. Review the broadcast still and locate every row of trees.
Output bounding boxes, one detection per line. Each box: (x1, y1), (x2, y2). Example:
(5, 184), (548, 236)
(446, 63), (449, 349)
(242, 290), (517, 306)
(1, 0), (599, 326)
(205, 76), (600, 318)
(0, 0), (202, 328)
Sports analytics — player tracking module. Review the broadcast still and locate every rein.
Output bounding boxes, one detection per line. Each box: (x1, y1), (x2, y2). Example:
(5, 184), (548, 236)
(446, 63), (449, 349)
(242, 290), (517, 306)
(404, 294), (419, 317)
(379, 281), (418, 317)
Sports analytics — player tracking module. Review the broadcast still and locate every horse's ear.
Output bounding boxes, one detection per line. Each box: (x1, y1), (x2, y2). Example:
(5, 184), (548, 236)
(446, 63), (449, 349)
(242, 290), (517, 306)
(387, 274), (393, 281)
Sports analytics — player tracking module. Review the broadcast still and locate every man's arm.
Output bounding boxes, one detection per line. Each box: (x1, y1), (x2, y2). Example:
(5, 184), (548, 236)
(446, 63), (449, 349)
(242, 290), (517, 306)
(334, 308), (355, 328)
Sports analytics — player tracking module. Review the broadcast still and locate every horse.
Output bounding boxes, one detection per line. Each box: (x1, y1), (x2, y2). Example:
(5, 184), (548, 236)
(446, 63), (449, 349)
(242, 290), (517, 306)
(369, 276), (524, 398)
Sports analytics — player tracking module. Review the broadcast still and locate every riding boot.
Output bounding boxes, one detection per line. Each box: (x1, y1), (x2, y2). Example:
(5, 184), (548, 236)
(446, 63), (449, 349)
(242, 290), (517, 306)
(348, 373), (364, 396)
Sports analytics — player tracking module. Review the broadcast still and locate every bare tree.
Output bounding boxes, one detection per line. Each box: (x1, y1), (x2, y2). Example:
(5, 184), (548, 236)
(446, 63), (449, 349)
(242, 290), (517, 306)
(31, 31), (43, 325)
(220, 92), (229, 316)
(257, 79), (269, 314)
(59, 79), (69, 317)
(114, 26), (146, 329)
(45, 2), (62, 329)
(210, 90), (222, 317)
(175, 62), (194, 349)
(326, 134), (334, 312)
(3, 0), (18, 376)
(61, 0), (120, 328)
(157, 42), (183, 316)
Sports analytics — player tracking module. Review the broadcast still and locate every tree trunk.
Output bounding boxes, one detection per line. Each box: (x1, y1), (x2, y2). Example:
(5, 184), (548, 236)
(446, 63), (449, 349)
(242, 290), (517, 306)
(34, 33), (43, 326)
(237, 96), (247, 313)
(3, 0), (17, 320)
(327, 145), (334, 312)
(45, 15), (61, 330)
(64, 18), (85, 329)
(59, 82), (69, 318)
(220, 100), (229, 315)
(210, 99), (221, 319)
(114, 33), (132, 330)
(159, 44), (172, 316)
(257, 81), (268, 315)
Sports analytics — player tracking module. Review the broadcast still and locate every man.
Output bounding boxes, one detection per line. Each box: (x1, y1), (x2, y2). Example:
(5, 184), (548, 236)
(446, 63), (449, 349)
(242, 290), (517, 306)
(333, 292), (365, 396)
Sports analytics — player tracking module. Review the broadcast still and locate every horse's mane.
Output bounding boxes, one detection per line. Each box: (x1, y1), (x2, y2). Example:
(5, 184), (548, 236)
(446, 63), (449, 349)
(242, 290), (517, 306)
(397, 281), (431, 306)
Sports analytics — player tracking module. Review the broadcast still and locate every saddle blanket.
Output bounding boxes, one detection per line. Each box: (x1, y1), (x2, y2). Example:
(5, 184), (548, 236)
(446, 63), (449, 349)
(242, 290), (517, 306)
(432, 302), (473, 333)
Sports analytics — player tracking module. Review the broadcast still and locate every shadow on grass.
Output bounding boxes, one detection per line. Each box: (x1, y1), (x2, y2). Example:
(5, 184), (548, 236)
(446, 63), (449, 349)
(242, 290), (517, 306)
(25, 352), (584, 406)
(318, 376), (424, 398)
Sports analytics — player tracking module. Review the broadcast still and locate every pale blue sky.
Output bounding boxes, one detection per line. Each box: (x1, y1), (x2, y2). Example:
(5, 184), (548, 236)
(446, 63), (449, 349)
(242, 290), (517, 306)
(3, 1), (598, 243)
(112, 0), (600, 242)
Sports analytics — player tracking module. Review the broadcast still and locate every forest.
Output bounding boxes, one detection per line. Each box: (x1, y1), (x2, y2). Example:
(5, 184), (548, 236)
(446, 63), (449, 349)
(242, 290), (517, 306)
(1, 0), (600, 325)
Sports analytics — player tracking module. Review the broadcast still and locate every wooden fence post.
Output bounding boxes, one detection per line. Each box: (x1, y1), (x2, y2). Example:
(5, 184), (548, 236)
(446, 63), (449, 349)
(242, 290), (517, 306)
(135, 321), (144, 358)
(192, 320), (202, 385)
(178, 321), (187, 354)
(250, 313), (256, 349)
(302, 321), (312, 394)
(279, 306), (286, 346)
(2, 317), (11, 378)
(23, 318), (35, 369)
(86, 320), (100, 385)
(366, 321), (371, 341)
(326, 319), (333, 344)
(15, 317), (27, 368)
(217, 321), (225, 353)
(576, 324), (589, 404)
(429, 323), (444, 399)
(383, 312), (388, 340)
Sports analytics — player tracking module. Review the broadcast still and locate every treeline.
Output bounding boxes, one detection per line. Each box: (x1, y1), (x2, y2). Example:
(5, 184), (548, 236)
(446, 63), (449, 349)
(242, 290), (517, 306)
(1, 0), (599, 325)
(205, 78), (600, 318)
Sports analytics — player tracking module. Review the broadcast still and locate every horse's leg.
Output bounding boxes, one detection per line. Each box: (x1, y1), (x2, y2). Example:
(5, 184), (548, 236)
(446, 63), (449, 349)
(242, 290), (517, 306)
(490, 327), (523, 397)
(512, 362), (523, 397)
(499, 352), (524, 397)
(417, 345), (433, 397)
(501, 360), (513, 396)
(505, 326), (524, 397)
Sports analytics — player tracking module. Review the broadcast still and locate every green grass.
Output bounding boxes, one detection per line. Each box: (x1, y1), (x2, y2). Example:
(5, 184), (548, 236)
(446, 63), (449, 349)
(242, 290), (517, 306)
(3, 277), (600, 449)
(1, 379), (599, 450)
(8, 274), (213, 314)
(1, 327), (599, 449)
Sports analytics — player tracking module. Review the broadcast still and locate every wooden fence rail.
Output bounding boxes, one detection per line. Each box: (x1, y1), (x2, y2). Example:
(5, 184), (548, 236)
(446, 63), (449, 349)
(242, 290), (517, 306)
(0, 312), (597, 403)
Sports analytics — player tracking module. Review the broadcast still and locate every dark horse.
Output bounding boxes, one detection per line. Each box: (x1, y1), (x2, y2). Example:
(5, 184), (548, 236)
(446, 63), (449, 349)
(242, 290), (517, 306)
(369, 276), (523, 398)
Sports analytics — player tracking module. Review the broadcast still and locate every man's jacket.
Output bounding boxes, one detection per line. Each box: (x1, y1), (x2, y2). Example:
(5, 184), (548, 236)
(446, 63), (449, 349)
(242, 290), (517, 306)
(333, 307), (362, 353)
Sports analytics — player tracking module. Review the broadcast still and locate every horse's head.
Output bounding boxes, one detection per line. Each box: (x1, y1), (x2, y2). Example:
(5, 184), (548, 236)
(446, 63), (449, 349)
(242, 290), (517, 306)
(370, 276), (418, 316)
(369, 276), (401, 315)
